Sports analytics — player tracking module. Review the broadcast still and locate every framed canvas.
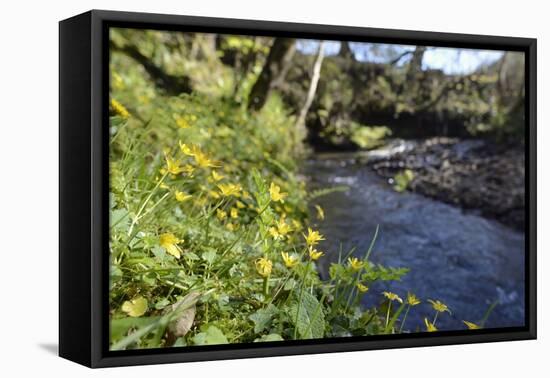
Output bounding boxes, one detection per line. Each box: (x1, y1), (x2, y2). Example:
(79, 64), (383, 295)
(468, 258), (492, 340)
(59, 10), (536, 368)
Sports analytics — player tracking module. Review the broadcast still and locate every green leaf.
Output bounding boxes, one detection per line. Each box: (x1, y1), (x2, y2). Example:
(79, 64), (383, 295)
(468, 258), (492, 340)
(202, 249), (217, 264)
(249, 304), (279, 333)
(289, 291), (326, 339)
(121, 296), (148, 317)
(254, 333), (284, 342)
(110, 316), (159, 342)
(110, 208), (130, 232)
(192, 325), (229, 345)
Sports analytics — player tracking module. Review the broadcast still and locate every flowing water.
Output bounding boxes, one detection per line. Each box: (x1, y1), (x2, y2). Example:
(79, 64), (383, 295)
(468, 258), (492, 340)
(304, 151), (525, 330)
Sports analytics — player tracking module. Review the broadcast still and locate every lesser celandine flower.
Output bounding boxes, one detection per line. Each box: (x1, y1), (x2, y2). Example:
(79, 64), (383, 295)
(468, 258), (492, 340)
(348, 257), (363, 271)
(269, 182), (287, 202)
(175, 191), (192, 202)
(218, 183), (242, 197)
(165, 155), (184, 175)
(281, 252), (299, 268)
(308, 247), (324, 261)
(159, 233), (183, 258)
(356, 283), (369, 293)
(275, 217), (291, 236)
(193, 150), (219, 168)
(182, 164), (195, 176)
(174, 115), (191, 129)
(211, 170), (225, 182)
(216, 209), (227, 221)
(230, 208), (239, 219)
(428, 299), (451, 314)
(407, 292), (421, 306)
(383, 291), (403, 303)
(269, 227), (282, 240)
(315, 204), (325, 220)
(110, 98), (130, 119)
(292, 219), (302, 231)
(255, 257), (273, 277)
(179, 141), (195, 156)
(424, 318), (438, 332)
(303, 227), (325, 246)
(463, 320), (481, 330)
(235, 200), (246, 209)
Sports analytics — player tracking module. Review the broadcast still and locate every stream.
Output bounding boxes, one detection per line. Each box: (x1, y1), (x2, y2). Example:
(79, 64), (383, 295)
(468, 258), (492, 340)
(304, 151), (525, 331)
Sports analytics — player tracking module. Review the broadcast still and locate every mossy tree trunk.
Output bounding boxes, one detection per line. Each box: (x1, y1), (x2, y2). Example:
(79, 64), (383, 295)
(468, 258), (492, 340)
(247, 38), (296, 111)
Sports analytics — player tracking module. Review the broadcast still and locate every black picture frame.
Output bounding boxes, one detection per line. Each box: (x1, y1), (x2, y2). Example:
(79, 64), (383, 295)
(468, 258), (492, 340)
(59, 9), (537, 368)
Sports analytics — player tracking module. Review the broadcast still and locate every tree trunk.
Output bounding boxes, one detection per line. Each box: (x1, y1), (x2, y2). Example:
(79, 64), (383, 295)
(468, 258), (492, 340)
(338, 41), (354, 60)
(247, 38), (296, 111)
(110, 41), (192, 95)
(295, 41), (325, 144)
(405, 46), (427, 84)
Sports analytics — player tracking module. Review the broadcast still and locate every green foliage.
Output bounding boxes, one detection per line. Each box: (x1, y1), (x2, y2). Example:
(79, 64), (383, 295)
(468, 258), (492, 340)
(289, 291), (326, 339)
(350, 124), (392, 149)
(192, 325), (229, 345)
(393, 169), (415, 192)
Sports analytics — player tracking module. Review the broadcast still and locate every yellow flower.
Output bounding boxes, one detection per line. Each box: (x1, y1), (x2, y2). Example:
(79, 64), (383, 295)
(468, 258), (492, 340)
(315, 204), (325, 220)
(269, 227), (282, 240)
(175, 191), (192, 202)
(235, 200), (246, 209)
(463, 320), (481, 330)
(226, 222), (236, 231)
(110, 98), (130, 119)
(428, 299), (451, 314)
(308, 247), (324, 261)
(383, 291), (403, 303)
(182, 164), (195, 176)
(112, 72), (124, 90)
(216, 209), (227, 221)
(230, 207), (239, 219)
(281, 252), (299, 268)
(179, 141), (196, 156)
(211, 170), (225, 182)
(255, 257), (273, 277)
(407, 292), (421, 306)
(269, 182), (287, 202)
(194, 150), (219, 168)
(218, 183), (242, 197)
(165, 155), (184, 175)
(424, 318), (438, 332)
(303, 227), (325, 246)
(356, 283), (369, 293)
(209, 190), (221, 199)
(159, 233), (183, 258)
(175, 115), (191, 129)
(121, 296), (147, 317)
(276, 217), (292, 235)
(348, 257), (363, 271)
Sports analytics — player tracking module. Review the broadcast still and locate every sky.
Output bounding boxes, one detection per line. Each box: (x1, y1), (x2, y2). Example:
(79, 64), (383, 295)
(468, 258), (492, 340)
(296, 40), (506, 75)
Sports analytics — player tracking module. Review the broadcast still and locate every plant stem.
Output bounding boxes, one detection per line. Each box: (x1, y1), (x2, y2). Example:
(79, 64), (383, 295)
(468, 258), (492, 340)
(399, 305), (411, 333)
(263, 276), (270, 298)
(293, 258), (310, 339)
(385, 301), (392, 328)
(127, 171), (168, 236)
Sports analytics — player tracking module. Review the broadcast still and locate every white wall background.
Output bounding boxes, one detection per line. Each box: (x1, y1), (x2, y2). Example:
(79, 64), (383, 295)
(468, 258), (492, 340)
(0, 0), (545, 376)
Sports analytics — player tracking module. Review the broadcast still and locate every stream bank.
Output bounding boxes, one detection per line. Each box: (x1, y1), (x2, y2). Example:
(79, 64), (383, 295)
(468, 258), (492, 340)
(363, 137), (525, 230)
